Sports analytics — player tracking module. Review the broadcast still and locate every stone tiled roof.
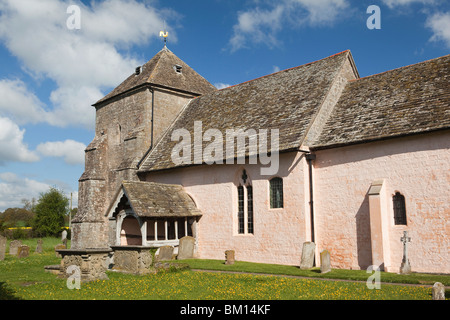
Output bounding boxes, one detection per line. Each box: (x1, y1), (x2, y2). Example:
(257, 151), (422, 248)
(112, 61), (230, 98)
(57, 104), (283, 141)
(312, 54), (450, 149)
(94, 47), (216, 106)
(139, 50), (352, 172)
(110, 181), (202, 218)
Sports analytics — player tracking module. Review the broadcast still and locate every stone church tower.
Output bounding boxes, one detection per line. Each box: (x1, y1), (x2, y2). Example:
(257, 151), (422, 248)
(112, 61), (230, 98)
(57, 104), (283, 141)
(71, 47), (216, 249)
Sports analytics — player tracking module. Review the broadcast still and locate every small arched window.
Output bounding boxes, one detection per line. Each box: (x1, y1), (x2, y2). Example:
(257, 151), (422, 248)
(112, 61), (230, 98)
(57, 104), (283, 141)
(393, 192), (407, 225)
(270, 177), (283, 209)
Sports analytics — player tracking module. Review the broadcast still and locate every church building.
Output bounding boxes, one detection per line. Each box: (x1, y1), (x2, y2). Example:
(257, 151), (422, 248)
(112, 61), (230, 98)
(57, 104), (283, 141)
(71, 46), (449, 274)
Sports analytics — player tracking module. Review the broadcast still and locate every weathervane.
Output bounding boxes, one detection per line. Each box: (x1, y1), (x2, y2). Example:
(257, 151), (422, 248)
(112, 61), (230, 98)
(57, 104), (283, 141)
(159, 21), (168, 47)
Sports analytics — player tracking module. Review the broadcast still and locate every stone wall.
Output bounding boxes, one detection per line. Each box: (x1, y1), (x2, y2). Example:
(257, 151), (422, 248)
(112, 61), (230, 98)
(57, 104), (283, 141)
(313, 130), (450, 273)
(145, 152), (310, 266)
(73, 86), (195, 249)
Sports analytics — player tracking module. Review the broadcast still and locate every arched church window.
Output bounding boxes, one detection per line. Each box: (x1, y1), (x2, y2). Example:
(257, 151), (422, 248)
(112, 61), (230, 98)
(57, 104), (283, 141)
(270, 177), (283, 209)
(393, 192), (407, 225)
(237, 185), (245, 234)
(236, 169), (254, 234)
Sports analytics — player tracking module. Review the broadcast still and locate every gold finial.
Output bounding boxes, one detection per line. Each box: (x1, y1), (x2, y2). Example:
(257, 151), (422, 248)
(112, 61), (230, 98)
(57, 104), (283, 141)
(160, 21), (168, 47)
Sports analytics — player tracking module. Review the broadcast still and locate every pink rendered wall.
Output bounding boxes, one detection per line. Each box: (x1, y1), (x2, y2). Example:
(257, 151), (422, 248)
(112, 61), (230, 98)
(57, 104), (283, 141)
(144, 152), (310, 266)
(314, 131), (450, 273)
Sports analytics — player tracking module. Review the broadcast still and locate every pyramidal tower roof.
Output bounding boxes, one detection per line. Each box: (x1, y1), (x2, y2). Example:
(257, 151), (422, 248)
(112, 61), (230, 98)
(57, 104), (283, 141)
(94, 47), (217, 106)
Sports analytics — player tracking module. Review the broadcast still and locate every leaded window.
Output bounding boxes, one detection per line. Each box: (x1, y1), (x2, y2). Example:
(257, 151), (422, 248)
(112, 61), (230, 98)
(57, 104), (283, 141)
(247, 185), (254, 234)
(270, 177), (283, 208)
(393, 192), (407, 225)
(237, 185), (245, 234)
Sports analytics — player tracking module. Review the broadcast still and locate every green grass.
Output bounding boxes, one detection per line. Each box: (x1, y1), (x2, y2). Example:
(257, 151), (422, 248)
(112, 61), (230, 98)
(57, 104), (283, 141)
(181, 259), (450, 286)
(0, 238), (448, 300)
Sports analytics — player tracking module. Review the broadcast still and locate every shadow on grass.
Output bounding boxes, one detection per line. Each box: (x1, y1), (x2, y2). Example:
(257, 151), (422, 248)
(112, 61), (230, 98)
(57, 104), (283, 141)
(0, 282), (21, 300)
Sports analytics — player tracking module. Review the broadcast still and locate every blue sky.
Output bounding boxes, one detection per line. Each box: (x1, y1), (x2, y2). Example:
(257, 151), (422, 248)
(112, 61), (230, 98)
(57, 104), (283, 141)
(0, 0), (449, 211)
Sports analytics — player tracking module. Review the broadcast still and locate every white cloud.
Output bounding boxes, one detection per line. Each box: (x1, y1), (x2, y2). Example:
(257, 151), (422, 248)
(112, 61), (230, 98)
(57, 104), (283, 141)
(214, 83), (232, 89)
(0, 0), (177, 129)
(0, 79), (49, 125)
(381, 0), (436, 8)
(287, 0), (349, 25)
(0, 116), (40, 164)
(37, 139), (86, 165)
(426, 11), (450, 48)
(229, 0), (349, 51)
(0, 172), (50, 211)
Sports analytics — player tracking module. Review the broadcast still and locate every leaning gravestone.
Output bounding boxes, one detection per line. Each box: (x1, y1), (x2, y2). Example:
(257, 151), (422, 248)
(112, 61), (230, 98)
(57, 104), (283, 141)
(432, 282), (445, 300)
(0, 235), (6, 261)
(177, 236), (195, 260)
(320, 249), (331, 274)
(300, 242), (316, 270)
(9, 240), (22, 256)
(158, 245), (174, 261)
(17, 245), (30, 258)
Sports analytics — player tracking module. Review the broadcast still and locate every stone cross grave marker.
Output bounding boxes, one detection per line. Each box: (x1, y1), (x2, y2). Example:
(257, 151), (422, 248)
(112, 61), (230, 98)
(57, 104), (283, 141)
(300, 242), (315, 270)
(177, 236), (195, 260)
(399, 231), (411, 274)
(9, 240), (22, 256)
(0, 235), (6, 261)
(320, 249), (331, 274)
(35, 239), (43, 253)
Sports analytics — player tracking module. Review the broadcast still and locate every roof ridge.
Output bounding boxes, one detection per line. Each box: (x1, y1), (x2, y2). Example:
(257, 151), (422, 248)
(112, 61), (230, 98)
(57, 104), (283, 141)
(217, 50), (351, 92)
(350, 53), (450, 82)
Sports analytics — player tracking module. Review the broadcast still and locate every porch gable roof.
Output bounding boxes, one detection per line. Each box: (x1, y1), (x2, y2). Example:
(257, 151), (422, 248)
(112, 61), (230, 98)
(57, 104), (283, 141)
(107, 181), (202, 218)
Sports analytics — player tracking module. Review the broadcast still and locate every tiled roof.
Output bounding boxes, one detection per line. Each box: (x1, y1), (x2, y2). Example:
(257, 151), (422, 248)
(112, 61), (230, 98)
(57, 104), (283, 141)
(312, 54), (450, 149)
(139, 50), (352, 172)
(94, 47), (216, 106)
(110, 181), (202, 218)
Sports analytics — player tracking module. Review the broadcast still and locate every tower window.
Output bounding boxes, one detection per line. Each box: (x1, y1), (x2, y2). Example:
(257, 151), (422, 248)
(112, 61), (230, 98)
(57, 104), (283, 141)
(393, 192), (407, 225)
(174, 65), (182, 74)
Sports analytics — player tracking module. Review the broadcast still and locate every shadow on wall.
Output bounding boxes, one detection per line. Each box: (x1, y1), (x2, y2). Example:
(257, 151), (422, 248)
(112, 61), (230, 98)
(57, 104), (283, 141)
(355, 191), (372, 270)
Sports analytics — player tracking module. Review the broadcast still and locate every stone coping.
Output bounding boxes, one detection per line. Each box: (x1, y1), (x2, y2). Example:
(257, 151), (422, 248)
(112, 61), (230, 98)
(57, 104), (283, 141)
(56, 248), (113, 254)
(110, 245), (153, 251)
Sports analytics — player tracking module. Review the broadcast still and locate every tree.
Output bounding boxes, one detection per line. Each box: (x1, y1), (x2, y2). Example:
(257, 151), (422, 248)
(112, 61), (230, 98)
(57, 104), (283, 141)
(32, 187), (69, 237)
(0, 208), (34, 229)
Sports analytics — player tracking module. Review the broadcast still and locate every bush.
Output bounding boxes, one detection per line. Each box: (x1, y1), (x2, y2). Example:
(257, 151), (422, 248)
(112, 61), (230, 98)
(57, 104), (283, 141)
(32, 187), (69, 237)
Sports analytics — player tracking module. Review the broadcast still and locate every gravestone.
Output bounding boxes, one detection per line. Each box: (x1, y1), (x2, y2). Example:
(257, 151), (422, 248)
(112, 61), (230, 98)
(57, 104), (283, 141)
(225, 250), (235, 265)
(158, 245), (174, 261)
(55, 244), (66, 258)
(399, 231), (411, 274)
(9, 240), (22, 256)
(320, 250), (331, 274)
(62, 230), (68, 247)
(300, 242), (315, 270)
(0, 235), (6, 261)
(432, 282), (445, 300)
(35, 239), (43, 253)
(177, 236), (195, 260)
(61, 229), (67, 241)
(17, 245), (30, 258)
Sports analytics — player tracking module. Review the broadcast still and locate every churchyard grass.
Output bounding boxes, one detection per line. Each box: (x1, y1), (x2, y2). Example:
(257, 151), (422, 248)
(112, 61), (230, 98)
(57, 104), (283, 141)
(0, 241), (448, 300)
